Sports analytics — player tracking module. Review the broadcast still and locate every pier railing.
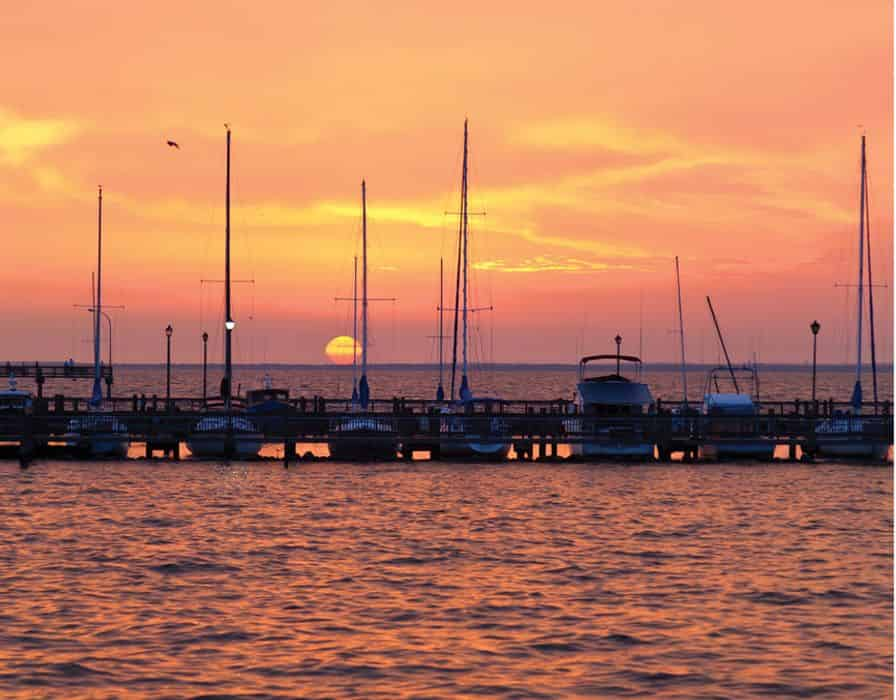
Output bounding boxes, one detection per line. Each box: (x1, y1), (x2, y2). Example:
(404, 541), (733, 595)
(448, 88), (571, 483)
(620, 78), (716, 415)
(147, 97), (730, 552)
(18, 394), (894, 418)
(1, 406), (890, 449)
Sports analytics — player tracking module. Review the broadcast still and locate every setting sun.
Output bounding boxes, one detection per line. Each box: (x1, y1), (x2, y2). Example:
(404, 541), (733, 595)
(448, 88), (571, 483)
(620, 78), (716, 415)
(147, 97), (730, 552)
(324, 335), (360, 365)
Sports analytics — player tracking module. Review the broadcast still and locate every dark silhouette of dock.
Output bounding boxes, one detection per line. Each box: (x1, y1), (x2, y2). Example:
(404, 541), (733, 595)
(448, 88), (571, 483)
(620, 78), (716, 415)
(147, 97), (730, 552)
(0, 362), (113, 397)
(1, 393), (890, 467)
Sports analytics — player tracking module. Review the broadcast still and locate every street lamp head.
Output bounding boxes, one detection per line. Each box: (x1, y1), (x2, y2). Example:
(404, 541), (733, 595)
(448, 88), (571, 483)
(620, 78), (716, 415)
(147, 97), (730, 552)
(614, 334), (622, 347)
(202, 331), (209, 342)
(810, 320), (821, 336)
(165, 324), (173, 338)
(225, 320), (236, 331)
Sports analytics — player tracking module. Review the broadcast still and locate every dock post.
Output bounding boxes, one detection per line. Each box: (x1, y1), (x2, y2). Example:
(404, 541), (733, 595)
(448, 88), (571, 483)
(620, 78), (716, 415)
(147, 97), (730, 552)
(788, 443), (797, 462)
(284, 439), (294, 468)
(18, 415), (34, 469)
(173, 441), (180, 461)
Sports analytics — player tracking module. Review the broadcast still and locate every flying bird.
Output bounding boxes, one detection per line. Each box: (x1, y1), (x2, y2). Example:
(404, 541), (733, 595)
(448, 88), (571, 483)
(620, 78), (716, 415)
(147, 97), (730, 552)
(166, 140), (180, 149)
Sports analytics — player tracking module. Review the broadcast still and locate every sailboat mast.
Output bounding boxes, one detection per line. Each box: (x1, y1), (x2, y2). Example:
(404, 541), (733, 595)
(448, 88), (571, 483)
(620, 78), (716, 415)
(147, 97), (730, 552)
(352, 255), (358, 393)
(864, 147), (878, 410)
(853, 135), (866, 407)
(461, 119), (469, 388)
(675, 256), (688, 407)
(449, 126), (464, 400)
(92, 185), (103, 404)
(439, 257), (444, 390)
(224, 126), (233, 408)
(361, 180), (368, 378)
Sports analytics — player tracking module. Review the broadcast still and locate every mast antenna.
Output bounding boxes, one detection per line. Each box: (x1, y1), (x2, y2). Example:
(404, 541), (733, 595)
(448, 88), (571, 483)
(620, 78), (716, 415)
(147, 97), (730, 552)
(675, 257), (688, 407)
(851, 134), (866, 410)
(90, 185), (103, 407)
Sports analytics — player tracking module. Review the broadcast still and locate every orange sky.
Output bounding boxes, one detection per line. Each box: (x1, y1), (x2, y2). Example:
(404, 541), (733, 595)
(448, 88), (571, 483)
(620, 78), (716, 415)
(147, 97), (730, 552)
(2, 1), (893, 365)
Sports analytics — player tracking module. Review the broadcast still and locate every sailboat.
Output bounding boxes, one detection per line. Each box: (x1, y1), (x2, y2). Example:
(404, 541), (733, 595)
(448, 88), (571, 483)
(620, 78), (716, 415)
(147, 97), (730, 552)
(439, 120), (511, 460)
(328, 180), (398, 461)
(187, 126), (263, 459)
(815, 135), (889, 460)
(64, 185), (129, 457)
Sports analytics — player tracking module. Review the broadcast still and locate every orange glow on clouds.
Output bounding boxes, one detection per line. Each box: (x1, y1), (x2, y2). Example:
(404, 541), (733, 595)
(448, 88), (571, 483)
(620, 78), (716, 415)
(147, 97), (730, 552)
(1, 1), (892, 364)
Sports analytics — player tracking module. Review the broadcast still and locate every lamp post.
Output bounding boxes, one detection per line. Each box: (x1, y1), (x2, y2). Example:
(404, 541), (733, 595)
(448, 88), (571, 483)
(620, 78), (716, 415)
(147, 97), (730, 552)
(810, 320), (820, 404)
(165, 324), (173, 409)
(202, 331), (209, 405)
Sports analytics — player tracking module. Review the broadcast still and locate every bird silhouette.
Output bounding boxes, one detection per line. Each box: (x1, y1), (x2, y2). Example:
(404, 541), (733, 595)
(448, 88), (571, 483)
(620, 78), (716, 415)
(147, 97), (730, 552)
(166, 140), (180, 149)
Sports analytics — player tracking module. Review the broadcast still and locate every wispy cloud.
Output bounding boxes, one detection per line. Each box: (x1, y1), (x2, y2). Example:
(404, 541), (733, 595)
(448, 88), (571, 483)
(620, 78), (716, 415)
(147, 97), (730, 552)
(0, 108), (80, 165)
(473, 255), (635, 273)
(511, 116), (686, 156)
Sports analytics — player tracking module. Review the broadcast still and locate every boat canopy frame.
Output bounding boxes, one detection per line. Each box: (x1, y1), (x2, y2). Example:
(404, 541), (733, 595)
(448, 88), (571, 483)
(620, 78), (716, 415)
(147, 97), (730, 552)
(579, 354), (642, 381)
(702, 365), (760, 400)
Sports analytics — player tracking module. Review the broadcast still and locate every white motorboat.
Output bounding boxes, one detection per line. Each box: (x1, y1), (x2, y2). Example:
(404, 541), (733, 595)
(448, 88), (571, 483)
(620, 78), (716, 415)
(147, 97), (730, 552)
(566, 338), (654, 459)
(0, 376), (33, 415)
(699, 366), (774, 461)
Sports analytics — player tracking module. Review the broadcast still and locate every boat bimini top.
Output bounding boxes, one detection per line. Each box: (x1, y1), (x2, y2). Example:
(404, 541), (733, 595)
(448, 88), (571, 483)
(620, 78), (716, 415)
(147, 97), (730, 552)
(578, 354), (643, 383)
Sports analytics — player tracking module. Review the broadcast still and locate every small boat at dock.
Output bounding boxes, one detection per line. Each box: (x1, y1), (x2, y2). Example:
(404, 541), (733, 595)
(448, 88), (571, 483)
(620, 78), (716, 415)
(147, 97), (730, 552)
(814, 135), (889, 461)
(437, 120), (511, 460)
(566, 336), (654, 460)
(699, 366), (774, 461)
(439, 398), (511, 461)
(186, 126), (263, 459)
(0, 376), (32, 415)
(327, 180), (398, 461)
(64, 413), (129, 458)
(186, 408), (264, 459)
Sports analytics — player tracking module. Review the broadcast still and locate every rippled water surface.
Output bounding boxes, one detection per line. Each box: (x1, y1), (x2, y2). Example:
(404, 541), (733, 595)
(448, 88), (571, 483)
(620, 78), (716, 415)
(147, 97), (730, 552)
(1, 460), (891, 698)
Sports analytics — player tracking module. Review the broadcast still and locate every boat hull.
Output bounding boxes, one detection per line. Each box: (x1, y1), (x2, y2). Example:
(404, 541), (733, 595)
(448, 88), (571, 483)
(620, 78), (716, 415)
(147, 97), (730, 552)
(814, 441), (890, 461)
(698, 441), (775, 461)
(187, 415), (264, 459)
(814, 417), (891, 461)
(571, 441), (654, 460)
(65, 415), (129, 458)
(186, 436), (265, 459)
(64, 434), (129, 458)
(439, 439), (511, 461)
(328, 417), (397, 461)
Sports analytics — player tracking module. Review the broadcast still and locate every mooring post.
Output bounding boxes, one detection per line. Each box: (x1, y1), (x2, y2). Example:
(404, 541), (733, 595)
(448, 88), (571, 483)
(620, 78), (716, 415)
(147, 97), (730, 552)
(18, 414), (34, 469)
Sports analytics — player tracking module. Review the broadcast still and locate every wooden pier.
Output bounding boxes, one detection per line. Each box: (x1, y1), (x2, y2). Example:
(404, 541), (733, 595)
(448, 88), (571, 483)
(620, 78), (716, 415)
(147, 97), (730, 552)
(0, 362), (114, 398)
(1, 394), (891, 466)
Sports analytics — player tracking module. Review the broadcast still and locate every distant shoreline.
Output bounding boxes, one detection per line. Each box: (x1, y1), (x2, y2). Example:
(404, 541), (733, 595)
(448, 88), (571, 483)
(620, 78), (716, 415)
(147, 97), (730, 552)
(32, 362), (894, 372)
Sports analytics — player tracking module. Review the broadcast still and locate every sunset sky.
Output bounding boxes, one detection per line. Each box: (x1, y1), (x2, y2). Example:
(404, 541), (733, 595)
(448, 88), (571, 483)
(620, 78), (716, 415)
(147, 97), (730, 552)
(3, 1), (893, 365)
